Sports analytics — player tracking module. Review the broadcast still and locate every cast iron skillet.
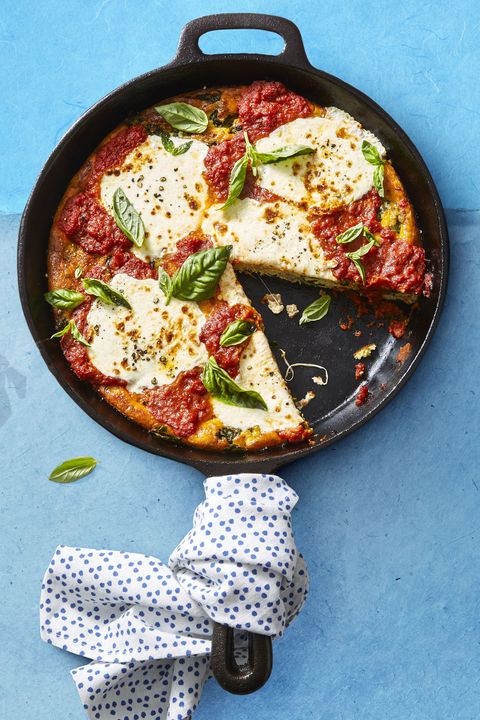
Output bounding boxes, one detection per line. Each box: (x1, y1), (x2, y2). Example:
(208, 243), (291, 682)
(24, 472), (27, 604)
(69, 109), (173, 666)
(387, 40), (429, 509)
(18, 13), (448, 697)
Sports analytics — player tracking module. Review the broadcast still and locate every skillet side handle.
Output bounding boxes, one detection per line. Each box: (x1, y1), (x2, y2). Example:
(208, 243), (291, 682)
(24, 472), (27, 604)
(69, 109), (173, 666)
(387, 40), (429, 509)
(174, 13), (311, 68)
(211, 622), (273, 695)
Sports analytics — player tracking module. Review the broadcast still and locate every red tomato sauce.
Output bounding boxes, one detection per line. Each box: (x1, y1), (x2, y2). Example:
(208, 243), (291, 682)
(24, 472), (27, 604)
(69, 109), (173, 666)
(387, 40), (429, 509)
(142, 368), (212, 437)
(160, 233), (213, 276)
(204, 135), (246, 202)
(91, 125), (147, 182)
(199, 301), (261, 378)
(238, 80), (312, 141)
(58, 192), (131, 255)
(60, 303), (125, 386)
(109, 249), (157, 280)
(311, 190), (426, 295)
(278, 425), (312, 443)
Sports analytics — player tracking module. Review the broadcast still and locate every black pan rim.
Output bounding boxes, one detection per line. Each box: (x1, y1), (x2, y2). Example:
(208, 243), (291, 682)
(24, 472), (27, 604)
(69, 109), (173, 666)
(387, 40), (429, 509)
(17, 47), (449, 476)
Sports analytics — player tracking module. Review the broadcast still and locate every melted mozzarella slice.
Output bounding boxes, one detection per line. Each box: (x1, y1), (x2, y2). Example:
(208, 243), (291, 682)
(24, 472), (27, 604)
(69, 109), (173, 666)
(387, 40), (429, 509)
(202, 197), (337, 283)
(86, 273), (208, 392)
(212, 265), (305, 434)
(211, 330), (304, 434)
(100, 135), (209, 261)
(255, 108), (385, 210)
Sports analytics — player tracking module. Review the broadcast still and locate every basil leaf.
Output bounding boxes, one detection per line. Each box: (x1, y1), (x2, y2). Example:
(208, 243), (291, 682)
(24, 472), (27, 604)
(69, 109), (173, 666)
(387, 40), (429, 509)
(219, 319), (257, 347)
(346, 238), (376, 260)
(254, 144), (314, 165)
(112, 188), (145, 247)
(82, 278), (132, 309)
(155, 102), (208, 134)
(373, 163), (385, 197)
(74, 267), (83, 279)
(158, 268), (173, 304)
(49, 456), (97, 484)
(299, 295), (331, 325)
(50, 322), (73, 339)
(351, 258), (366, 284)
(50, 321), (90, 346)
(362, 226), (381, 246)
(335, 223), (364, 244)
(70, 321), (91, 346)
(362, 140), (384, 166)
(159, 130), (192, 156)
(44, 288), (85, 310)
(220, 154), (248, 209)
(202, 357), (267, 411)
(164, 246), (232, 304)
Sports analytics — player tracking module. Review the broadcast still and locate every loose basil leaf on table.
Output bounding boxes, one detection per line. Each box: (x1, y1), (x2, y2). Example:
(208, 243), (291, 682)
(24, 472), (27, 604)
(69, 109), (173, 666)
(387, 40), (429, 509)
(160, 246), (232, 305)
(158, 130), (192, 156)
(299, 295), (331, 325)
(219, 319), (257, 347)
(202, 357), (268, 411)
(44, 288), (85, 310)
(49, 456), (97, 484)
(82, 278), (132, 309)
(112, 188), (145, 247)
(155, 102), (208, 134)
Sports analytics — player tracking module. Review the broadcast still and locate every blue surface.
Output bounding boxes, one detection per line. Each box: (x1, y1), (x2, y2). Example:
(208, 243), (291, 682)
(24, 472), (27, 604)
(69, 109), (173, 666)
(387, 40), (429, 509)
(1, 1), (480, 718)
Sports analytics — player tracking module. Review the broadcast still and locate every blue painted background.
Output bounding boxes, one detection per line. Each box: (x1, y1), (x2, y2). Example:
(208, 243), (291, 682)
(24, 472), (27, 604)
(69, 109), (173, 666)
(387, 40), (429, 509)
(1, 1), (480, 718)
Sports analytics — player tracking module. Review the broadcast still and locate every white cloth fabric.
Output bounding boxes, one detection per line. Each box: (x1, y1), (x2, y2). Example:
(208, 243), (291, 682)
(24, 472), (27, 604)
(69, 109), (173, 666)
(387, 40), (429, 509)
(40, 473), (308, 720)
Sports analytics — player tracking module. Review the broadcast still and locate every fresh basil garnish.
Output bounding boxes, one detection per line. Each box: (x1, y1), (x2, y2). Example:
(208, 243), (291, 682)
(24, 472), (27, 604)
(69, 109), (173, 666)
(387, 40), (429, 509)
(74, 267), (83, 279)
(362, 140), (386, 197)
(220, 131), (314, 209)
(335, 223), (364, 244)
(155, 102), (208, 134)
(373, 164), (385, 198)
(254, 144), (315, 165)
(49, 456), (97, 484)
(159, 245), (232, 305)
(82, 278), (132, 309)
(202, 357), (268, 411)
(220, 319), (257, 347)
(44, 288), (85, 310)
(112, 188), (145, 247)
(299, 295), (331, 325)
(336, 223), (380, 246)
(158, 130), (192, 156)
(345, 238), (377, 284)
(50, 320), (90, 346)
(220, 154), (249, 209)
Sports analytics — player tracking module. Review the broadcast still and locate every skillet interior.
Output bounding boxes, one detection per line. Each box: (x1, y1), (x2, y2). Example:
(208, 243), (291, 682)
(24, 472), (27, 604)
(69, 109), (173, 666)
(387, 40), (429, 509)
(18, 14), (448, 477)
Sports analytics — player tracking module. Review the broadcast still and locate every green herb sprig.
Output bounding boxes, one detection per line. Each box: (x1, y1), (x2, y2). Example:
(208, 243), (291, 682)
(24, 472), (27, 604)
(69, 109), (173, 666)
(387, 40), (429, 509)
(362, 140), (386, 197)
(159, 245), (232, 305)
(202, 357), (267, 411)
(155, 102), (208, 134)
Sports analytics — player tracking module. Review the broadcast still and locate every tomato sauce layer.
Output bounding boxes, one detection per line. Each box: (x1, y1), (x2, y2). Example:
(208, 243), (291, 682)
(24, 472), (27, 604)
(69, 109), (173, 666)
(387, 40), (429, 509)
(278, 425), (311, 443)
(142, 368), (212, 437)
(238, 81), (312, 141)
(58, 192), (131, 255)
(311, 190), (425, 295)
(160, 233), (213, 276)
(60, 303), (125, 386)
(199, 301), (261, 378)
(91, 125), (147, 183)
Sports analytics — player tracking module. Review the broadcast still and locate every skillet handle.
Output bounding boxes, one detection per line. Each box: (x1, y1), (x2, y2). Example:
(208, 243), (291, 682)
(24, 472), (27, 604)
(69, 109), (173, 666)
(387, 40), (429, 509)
(174, 13), (311, 68)
(211, 622), (273, 695)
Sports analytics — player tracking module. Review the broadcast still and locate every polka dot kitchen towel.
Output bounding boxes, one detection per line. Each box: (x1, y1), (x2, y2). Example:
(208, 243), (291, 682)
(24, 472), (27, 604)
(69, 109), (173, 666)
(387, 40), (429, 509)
(40, 474), (309, 719)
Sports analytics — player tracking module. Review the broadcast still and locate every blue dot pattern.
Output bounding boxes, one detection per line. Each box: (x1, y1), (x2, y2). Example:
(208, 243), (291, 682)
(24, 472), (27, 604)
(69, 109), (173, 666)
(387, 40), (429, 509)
(39, 474), (309, 719)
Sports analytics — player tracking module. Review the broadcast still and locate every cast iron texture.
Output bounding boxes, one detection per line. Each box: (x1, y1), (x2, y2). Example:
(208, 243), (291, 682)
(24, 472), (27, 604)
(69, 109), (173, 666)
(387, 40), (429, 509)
(17, 13), (449, 695)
